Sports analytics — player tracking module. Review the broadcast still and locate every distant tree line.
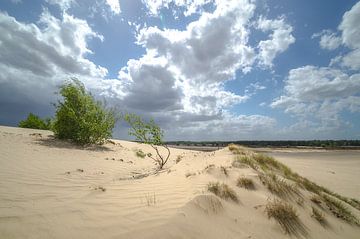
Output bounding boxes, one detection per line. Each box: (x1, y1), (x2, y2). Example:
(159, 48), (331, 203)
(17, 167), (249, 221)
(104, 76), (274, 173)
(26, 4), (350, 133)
(166, 140), (360, 148)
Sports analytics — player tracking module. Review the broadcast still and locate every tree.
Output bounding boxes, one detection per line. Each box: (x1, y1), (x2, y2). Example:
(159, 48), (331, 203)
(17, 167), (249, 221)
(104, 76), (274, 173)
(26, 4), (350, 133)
(18, 113), (52, 130)
(124, 113), (170, 169)
(53, 79), (116, 145)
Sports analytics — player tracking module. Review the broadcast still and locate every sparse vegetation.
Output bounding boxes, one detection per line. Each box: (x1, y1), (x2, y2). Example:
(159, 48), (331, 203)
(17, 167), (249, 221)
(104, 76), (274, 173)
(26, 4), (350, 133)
(228, 143), (246, 155)
(312, 207), (326, 225)
(265, 199), (307, 237)
(236, 177), (255, 190)
(135, 149), (146, 158)
(234, 155), (258, 170)
(207, 182), (239, 203)
(18, 113), (52, 130)
(322, 194), (359, 225)
(53, 79), (116, 145)
(124, 113), (170, 169)
(310, 195), (322, 205)
(259, 173), (301, 200)
(176, 155), (183, 163)
(220, 166), (228, 176)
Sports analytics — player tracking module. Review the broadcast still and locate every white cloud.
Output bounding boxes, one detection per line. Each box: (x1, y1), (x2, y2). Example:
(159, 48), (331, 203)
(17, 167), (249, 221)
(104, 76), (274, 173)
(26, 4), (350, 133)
(271, 66), (360, 130)
(318, 2), (360, 70)
(0, 11), (107, 106)
(105, 0), (121, 14)
(257, 17), (295, 67)
(119, 0), (257, 117)
(312, 30), (341, 50)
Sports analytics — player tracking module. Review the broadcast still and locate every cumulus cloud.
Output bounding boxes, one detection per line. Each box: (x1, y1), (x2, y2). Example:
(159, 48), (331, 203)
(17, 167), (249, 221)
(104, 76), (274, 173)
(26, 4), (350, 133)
(316, 2), (360, 70)
(0, 10), (107, 121)
(105, 0), (121, 14)
(118, 0), (258, 118)
(257, 17), (295, 67)
(312, 30), (342, 50)
(271, 66), (360, 130)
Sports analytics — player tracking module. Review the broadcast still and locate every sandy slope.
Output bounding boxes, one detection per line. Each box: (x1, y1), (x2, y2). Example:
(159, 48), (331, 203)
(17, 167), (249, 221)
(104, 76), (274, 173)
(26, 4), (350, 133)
(0, 126), (359, 239)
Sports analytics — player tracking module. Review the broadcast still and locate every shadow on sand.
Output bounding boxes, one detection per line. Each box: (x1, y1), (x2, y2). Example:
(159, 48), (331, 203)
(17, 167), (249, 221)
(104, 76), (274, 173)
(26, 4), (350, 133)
(33, 136), (114, 152)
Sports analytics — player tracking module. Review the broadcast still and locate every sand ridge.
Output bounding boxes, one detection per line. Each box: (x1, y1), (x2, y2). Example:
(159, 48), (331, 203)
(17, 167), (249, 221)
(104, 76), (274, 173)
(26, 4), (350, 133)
(0, 126), (359, 238)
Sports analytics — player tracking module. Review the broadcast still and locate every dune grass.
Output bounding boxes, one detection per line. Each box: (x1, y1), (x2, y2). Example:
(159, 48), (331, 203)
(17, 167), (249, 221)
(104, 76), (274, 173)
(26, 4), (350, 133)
(207, 182), (239, 203)
(322, 194), (359, 225)
(236, 177), (255, 190)
(265, 199), (307, 237)
(312, 207), (326, 225)
(259, 173), (301, 200)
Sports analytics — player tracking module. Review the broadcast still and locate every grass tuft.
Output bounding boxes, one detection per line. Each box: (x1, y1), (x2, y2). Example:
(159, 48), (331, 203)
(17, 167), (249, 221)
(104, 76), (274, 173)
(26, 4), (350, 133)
(259, 173), (301, 200)
(207, 182), (239, 203)
(312, 207), (326, 225)
(265, 199), (307, 237)
(322, 194), (359, 225)
(135, 149), (146, 158)
(237, 177), (255, 190)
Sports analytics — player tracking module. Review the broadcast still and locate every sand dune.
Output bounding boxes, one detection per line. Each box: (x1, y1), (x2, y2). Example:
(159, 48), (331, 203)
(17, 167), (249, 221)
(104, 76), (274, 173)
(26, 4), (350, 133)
(1, 126), (359, 238)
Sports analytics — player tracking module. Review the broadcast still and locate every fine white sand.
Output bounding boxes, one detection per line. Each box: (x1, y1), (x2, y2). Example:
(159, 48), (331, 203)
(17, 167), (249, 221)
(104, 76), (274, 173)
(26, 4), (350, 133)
(0, 126), (359, 238)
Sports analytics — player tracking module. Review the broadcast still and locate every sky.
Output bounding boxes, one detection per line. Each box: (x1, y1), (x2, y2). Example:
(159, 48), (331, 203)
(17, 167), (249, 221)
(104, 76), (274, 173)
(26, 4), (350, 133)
(0, 0), (359, 141)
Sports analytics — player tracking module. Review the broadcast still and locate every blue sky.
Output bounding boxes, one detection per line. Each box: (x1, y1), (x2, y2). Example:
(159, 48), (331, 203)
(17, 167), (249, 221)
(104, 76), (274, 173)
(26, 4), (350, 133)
(0, 0), (359, 140)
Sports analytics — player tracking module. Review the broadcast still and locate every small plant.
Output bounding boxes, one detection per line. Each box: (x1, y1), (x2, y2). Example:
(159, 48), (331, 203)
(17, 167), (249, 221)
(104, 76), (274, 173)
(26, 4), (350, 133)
(220, 166), (228, 176)
(310, 195), (322, 205)
(322, 194), (359, 225)
(259, 173), (301, 200)
(228, 143), (246, 155)
(53, 79), (116, 145)
(18, 113), (52, 130)
(135, 149), (146, 158)
(207, 182), (239, 203)
(176, 155), (183, 163)
(237, 177), (255, 190)
(265, 199), (307, 236)
(253, 153), (282, 170)
(312, 207), (326, 225)
(234, 155), (258, 170)
(124, 113), (170, 169)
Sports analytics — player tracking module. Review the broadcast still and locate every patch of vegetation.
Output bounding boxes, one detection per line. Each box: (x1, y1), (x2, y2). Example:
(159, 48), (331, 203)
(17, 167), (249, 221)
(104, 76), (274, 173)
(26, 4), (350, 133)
(265, 199), (307, 237)
(220, 166), (228, 176)
(228, 143), (246, 155)
(53, 79), (116, 145)
(207, 182), (239, 203)
(312, 207), (326, 225)
(259, 173), (301, 200)
(236, 177), (255, 190)
(124, 113), (170, 169)
(176, 155), (183, 163)
(310, 195), (322, 205)
(18, 113), (52, 130)
(234, 155), (258, 170)
(322, 194), (359, 225)
(135, 149), (146, 158)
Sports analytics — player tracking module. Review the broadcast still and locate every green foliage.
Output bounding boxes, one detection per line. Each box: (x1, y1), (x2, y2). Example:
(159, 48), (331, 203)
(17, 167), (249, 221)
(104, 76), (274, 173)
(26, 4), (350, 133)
(18, 113), (52, 130)
(123, 113), (170, 169)
(53, 79), (116, 145)
(135, 149), (146, 158)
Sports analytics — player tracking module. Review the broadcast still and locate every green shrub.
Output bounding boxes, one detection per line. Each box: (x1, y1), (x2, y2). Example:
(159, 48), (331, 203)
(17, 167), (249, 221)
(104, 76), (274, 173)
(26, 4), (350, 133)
(18, 113), (52, 130)
(124, 113), (170, 169)
(53, 79), (116, 145)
